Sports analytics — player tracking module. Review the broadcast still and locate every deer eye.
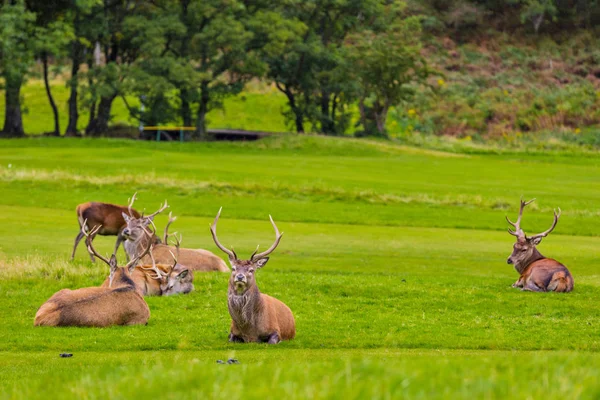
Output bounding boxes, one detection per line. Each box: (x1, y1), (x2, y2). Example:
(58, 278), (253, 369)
(249, 268), (254, 273)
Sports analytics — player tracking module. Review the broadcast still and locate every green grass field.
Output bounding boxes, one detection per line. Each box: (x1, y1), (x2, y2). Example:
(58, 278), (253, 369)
(1, 135), (599, 399)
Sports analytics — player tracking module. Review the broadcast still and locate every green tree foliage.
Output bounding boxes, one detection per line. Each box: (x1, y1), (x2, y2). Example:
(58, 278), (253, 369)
(265, 0), (382, 135)
(344, 2), (429, 137)
(0, 0), (36, 137)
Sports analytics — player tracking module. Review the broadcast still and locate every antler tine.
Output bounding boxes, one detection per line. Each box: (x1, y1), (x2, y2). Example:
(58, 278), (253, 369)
(251, 215), (284, 261)
(139, 250), (167, 280)
(506, 198), (535, 239)
(127, 192), (138, 216)
(528, 207), (561, 240)
(81, 220), (112, 266)
(209, 207), (237, 260)
(163, 211), (177, 243)
(146, 200), (169, 220)
(168, 233), (182, 272)
(125, 220), (155, 270)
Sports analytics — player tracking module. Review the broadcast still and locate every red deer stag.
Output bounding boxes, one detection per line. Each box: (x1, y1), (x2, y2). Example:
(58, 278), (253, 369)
(72, 193), (143, 262)
(35, 222), (154, 327)
(506, 198), (573, 292)
(105, 234), (194, 296)
(210, 208), (295, 344)
(122, 210), (228, 272)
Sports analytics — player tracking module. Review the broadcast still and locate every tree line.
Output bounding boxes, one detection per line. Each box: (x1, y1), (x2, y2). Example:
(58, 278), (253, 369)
(0, 0), (598, 139)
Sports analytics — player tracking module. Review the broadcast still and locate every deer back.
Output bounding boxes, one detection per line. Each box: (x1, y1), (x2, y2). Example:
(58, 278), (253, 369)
(140, 244), (228, 272)
(78, 202), (141, 236)
(34, 281), (149, 327)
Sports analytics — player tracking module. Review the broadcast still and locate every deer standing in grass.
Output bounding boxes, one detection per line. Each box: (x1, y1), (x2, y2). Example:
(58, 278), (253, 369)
(122, 210), (228, 272)
(210, 208), (295, 344)
(35, 223), (154, 327)
(105, 234), (194, 296)
(506, 198), (574, 292)
(72, 193), (144, 262)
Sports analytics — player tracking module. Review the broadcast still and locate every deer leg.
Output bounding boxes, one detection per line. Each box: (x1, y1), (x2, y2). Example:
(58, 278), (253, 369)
(267, 332), (281, 344)
(114, 234), (128, 261)
(512, 277), (524, 288)
(228, 332), (244, 343)
(71, 231), (85, 260)
(522, 281), (544, 292)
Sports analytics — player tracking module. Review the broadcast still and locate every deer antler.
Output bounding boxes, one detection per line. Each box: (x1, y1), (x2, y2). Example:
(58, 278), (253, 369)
(163, 211), (177, 243)
(506, 198), (536, 239)
(210, 207), (237, 260)
(145, 200), (169, 220)
(528, 208), (561, 241)
(168, 233), (182, 274)
(124, 221), (155, 271)
(127, 192), (138, 217)
(251, 215), (284, 261)
(81, 221), (112, 266)
(139, 250), (168, 280)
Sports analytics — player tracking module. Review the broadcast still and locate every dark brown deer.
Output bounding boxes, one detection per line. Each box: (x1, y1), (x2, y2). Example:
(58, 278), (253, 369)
(35, 223), (153, 327)
(506, 198), (574, 292)
(122, 209), (228, 272)
(72, 193), (143, 262)
(210, 208), (295, 344)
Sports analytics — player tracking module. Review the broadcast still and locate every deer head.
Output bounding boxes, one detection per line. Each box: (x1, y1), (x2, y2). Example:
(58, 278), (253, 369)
(157, 234), (193, 296)
(121, 198), (168, 241)
(506, 198), (561, 270)
(82, 220), (154, 287)
(210, 207), (283, 295)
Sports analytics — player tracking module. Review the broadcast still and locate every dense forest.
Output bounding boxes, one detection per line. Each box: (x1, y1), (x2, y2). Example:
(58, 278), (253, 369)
(0, 0), (599, 141)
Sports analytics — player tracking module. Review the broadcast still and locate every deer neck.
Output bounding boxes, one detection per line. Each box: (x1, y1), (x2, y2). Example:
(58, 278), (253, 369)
(516, 247), (545, 274)
(227, 285), (262, 327)
(124, 233), (153, 259)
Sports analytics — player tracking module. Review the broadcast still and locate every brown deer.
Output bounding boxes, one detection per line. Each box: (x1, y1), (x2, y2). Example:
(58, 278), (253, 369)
(506, 198), (574, 292)
(210, 208), (295, 344)
(35, 223), (153, 327)
(122, 209), (228, 272)
(104, 235), (194, 296)
(72, 193), (145, 262)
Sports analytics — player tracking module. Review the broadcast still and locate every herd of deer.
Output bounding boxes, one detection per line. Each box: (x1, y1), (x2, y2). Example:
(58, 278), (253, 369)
(32, 194), (573, 344)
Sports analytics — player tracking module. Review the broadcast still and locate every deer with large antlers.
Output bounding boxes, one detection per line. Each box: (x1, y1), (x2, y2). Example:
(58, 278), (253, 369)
(210, 208), (295, 344)
(104, 234), (194, 296)
(71, 193), (144, 262)
(505, 198), (573, 292)
(35, 222), (154, 327)
(122, 209), (228, 272)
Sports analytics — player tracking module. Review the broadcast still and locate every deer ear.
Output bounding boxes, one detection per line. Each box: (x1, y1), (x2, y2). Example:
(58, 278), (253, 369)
(122, 212), (130, 222)
(255, 257), (269, 268)
(177, 270), (189, 280)
(531, 237), (543, 245)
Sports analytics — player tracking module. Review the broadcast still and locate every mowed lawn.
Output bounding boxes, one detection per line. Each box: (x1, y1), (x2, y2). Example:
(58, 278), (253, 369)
(0, 135), (599, 399)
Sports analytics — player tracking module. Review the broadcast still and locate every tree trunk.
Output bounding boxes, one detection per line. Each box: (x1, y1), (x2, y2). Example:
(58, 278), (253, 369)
(194, 81), (210, 140)
(180, 89), (192, 127)
(1, 74), (25, 137)
(319, 90), (335, 134)
(42, 52), (60, 136)
(286, 90), (304, 133)
(65, 41), (82, 136)
(375, 104), (389, 136)
(86, 95), (115, 136)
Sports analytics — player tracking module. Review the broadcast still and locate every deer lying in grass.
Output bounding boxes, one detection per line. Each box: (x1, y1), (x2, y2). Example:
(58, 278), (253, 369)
(506, 198), (574, 292)
(210, 208), (295, 344)
(104, 235), (194, 296)
(122, 210), (228, 272)
(35, 223), (153, 327)
(71, 193), (142, 262)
